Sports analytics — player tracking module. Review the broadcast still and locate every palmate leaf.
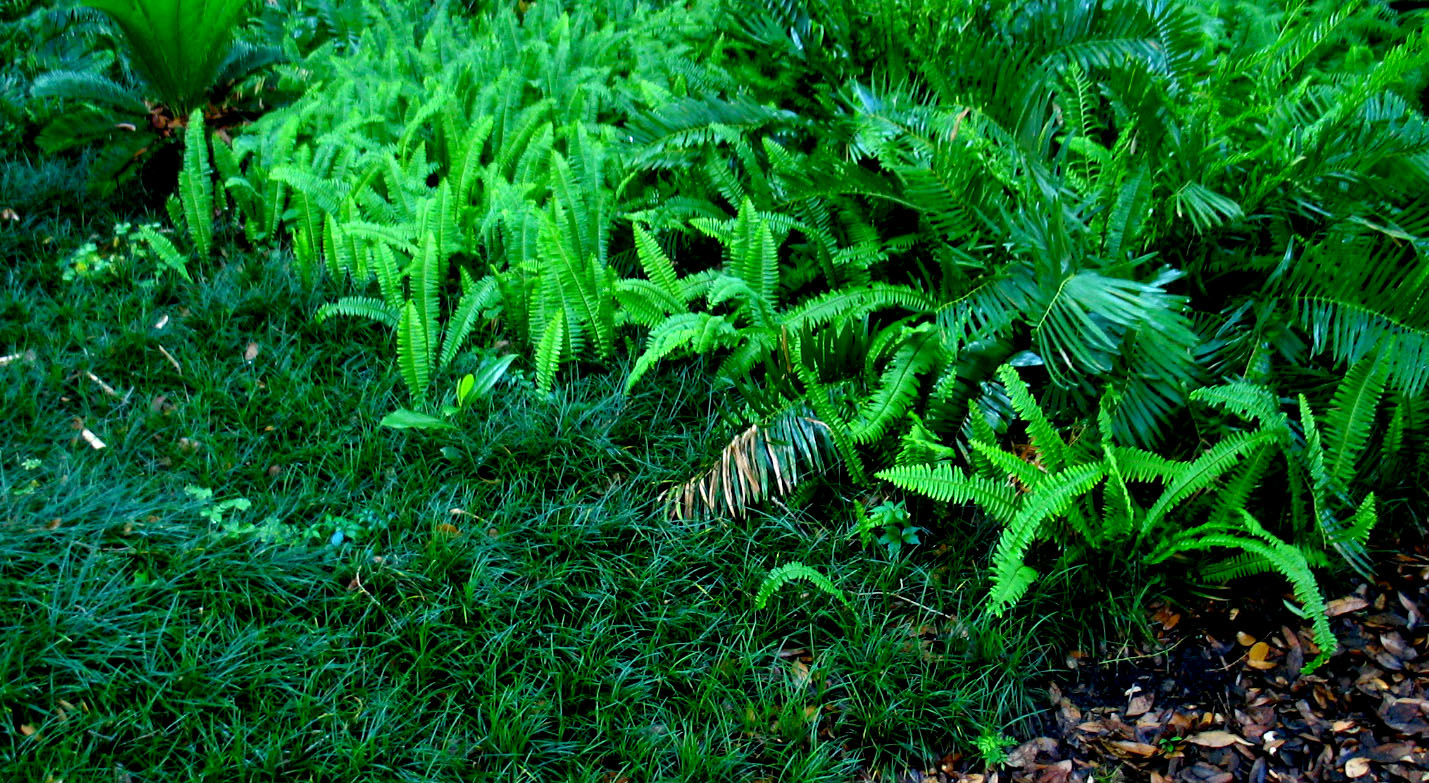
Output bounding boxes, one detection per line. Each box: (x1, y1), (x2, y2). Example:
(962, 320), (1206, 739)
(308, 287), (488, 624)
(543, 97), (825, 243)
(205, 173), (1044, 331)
(30, 70), (147, 115)
(83, 0), (254, 114)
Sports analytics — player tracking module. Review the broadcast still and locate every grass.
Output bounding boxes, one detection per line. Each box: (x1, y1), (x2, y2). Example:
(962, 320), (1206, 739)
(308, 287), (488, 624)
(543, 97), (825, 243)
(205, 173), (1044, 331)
(0, 211), (1074, 781)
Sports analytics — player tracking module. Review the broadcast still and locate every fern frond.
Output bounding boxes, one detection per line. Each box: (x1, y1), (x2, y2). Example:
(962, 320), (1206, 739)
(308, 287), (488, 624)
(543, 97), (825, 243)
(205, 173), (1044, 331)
(1191, 383), (1288, 434)
(851, 333), (938, 445)
(627, 313), (737, 392)
(438, 276), (497, 370)
(995, 364), (1069, 472)
(1323, 353), (1390, 489)
(755, 561), (848, 610)
(875, 463), (1019, 525)
(986, 462), (1106, 616)
(179, 108), (213, 259)
(397, 301), (432, 400)
(133, 225), (191, 282)
(1141, 430), (1275, 536)
(632, 223), (683, 302)
(535, 309), (566, 395)
(315, 294), (400, 328)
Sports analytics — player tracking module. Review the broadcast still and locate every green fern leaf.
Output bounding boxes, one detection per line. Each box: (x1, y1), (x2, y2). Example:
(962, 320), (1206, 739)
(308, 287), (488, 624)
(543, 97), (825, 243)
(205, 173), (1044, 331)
(133, 225), (191, 282)
(632, 223), (683, 302)
(995, 365), (1070, 472)
(754, 562), (848, 610)
(1324, 354), (1390, 489)
(438, 277), (497, 370)
(178, 108), (213, 259)
(986, 462), (1106, 616)
(535, 309), (566, 395)
(397, 301), (432, 400)
(315, 297), (400, 328)
(875, 463), (1019, 525)
(627, 313), (737, 392)
(1141, 430), (1276, 538)
(851, 334), (939, 445)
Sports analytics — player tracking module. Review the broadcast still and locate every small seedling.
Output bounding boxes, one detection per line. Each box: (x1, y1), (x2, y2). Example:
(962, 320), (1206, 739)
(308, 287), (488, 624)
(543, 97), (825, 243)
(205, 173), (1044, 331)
(380, 353), (517, 430)
(973, 727), (1018, 767)
(853, 499), (924, 559)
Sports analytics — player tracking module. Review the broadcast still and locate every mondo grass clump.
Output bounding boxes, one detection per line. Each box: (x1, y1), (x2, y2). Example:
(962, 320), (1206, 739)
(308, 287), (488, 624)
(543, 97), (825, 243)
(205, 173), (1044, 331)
(1, 247), (1053, 780)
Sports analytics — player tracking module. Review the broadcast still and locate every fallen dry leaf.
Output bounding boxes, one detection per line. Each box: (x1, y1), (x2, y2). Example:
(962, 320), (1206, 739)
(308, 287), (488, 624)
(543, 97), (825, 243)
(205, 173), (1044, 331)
(19, 724), (35, 736)
(1247, 641), (1275, 670)
(1344, 757), (1371, 777)
(243, 342), (259, 362)
(1186, 730), (1250, 748)
(1327, 596), (1369, 617)
(1105, 739), (1159, 757)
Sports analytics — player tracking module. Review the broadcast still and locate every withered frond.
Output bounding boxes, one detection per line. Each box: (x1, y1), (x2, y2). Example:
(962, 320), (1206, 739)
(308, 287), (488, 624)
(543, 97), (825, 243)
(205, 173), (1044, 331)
(664, 408), (834, 520)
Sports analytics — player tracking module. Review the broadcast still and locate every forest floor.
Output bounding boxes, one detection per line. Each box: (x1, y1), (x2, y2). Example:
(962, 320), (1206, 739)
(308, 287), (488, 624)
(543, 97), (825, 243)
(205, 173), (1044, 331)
(921, 543), (1429, 783)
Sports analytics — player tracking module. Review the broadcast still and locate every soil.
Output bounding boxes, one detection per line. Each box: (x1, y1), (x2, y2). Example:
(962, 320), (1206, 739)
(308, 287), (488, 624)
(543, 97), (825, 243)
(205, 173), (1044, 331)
(922, 545), (1429, 783)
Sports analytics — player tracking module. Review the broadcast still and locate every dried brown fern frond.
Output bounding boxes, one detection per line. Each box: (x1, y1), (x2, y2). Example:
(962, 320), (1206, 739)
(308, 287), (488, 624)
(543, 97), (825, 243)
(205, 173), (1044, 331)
(664, 408), (835, 520)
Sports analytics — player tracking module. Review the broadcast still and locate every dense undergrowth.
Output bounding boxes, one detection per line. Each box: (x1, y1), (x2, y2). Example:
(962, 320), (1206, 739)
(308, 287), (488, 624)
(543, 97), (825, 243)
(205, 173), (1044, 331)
(2, 0), (1427, 779)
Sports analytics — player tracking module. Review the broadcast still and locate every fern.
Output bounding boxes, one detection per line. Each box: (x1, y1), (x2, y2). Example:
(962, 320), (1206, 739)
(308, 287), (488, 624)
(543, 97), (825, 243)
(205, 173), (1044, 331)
(754, 562), (848, 610)
(315, 296), (400, 329)
(397, 301), (432, 400)
(850, 329), (939, 445)
(535, 309), (566, 395)
(986, 462), (1106, 616)
(178, 107), (213, 259)
(133, 224), (191, 282)
(1323, 353), (1390, 489)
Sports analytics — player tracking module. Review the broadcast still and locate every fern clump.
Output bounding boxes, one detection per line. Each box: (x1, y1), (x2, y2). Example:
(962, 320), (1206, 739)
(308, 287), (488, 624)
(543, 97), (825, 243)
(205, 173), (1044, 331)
(879, 363), (1386, 673)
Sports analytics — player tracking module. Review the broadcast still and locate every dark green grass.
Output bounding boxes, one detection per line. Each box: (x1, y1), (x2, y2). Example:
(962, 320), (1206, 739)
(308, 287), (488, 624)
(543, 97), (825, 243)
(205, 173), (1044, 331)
(1, 232), (1069, 781)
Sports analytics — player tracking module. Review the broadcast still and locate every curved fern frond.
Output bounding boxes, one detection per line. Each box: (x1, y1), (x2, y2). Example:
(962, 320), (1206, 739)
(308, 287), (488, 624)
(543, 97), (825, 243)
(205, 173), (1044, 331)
(1142, 430), (1275, 537)
(315, 296), (399, 328)
(995, 364), (1070, 472)
(755, 561), (848, 610)
(535, 309), (566, 395)
(851, 333), (939, 445)
(627, 313), (737, 392)
(1323, 353), (1390, 489)
(875, 462), (1019, 525)
(632, 223), (684, 302)
(986, 462), (1106, 616)
(439, 276), (497, 370)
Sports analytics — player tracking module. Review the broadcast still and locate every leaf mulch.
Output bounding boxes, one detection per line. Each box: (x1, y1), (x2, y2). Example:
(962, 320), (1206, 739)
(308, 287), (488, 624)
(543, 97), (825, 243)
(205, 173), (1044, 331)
(924, 548), (1429, 783)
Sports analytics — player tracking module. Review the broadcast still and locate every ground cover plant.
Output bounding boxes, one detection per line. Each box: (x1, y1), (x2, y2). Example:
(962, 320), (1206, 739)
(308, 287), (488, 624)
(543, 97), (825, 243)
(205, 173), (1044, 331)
(2, 0), (1428, 780)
